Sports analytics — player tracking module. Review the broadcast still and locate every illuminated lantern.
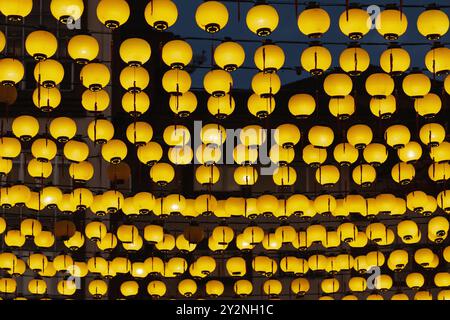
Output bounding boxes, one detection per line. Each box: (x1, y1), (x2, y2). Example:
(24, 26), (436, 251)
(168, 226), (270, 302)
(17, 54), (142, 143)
(352, 164), (376, 187)
(425, 45), (450, 76)
(204, 69), (232, 97)
(120, 38), (151, 66)
(402, 72), (431, 98)
(273, 166), (296, 186)
(414, 248), (434, 267)
(87, 119), (114, 144)
(25, 30), (58, 60)
(28, 253), (48, 272)
(34, 59), (64, 88)
(144, 0), (178, 31)
(417, 5), (449, 40)
(414, 93), (442, 118)
(435, 273), (450, 288)
(339, 45), (370, 76)
(263, 279), (282, 298)
(298, 4), (330, 38)
(51, 0), (84, 23)
(120, 281), (139, 297)
(68, 34), (99, 64)
(246, 3), (278, 36)
(164, 125), (191, 146)
(64, 231), (85, 251)
(89, 279), (107, 299)
(321, 278), (339, 294)
(63, 140), (89, 163)
(40, 186), (63, 209)
(0, 158), (12, 176)
(169, 145), (193, 165)
(57, 279), (77, 296)
(323, 73), (353, 98)
(102, 190), (124, 214)
(347, 124), (372, 149)
(365, 73), (394, 99)
(162, 69), (191, 95)
(269, 144), (295, 166)
(196, 165), (220, 185)
(31, 138), (56, 162)
(349, 277), (367, 292)
(53, 254), (73, 272)
(206, 280), (224, 298)
(376, 6), (408, 40)
(302, 144), (327, 167)
(315, 165), (340, 187)
(370, 95), (396, 119)
(4, 230), (25, 248)
(147, 280), (166, 299)
(385, 125), (411, 149)
(254, 43), (285, 73)
(85, 221), (106, 242)
(12, 115), (39, 141)
(397, 220), (419, 241)
(431, 142), (450, 163)
(138, 142), (163, 166)
(120, 66), (150, 93)
(392, 162), (415, 185)
(419, 123), (445, 147)
(178, 279), (197, 297)
(380, 45), (411, 75)
(288, 94), (315, 118)
(32, 86), (61, 112)
(388, 249), (409, 272)
(82, 89), (109, 112)
(407, 191), (428, 213)
(234, 166), (258, 186)
(247, 94), (275, 118)
(363, 143), (388, 167)
(28, 278), (47, 295)
(162, 40), (192, 69)
(300, 44), (332, 76)
(329, 95), (355, 119)
(101, 139), (127, 164)
(126, 122), (153, 146)
(214, 40), (245, 71)
(20, 219), (42, 239)
(0, 0), (33, 21)
(339, 6), (370, 39)
(0, 58), (24, 86)
(273, 124), (300, 149)
(333, 143), (358, 167)
(96, 0), (130, 28)
(196, 144), (221, 165)
(429, 162), (450, 183)
(49, 117), (76, 142)
(200, 124), (226, 146)
(80, 63), (110, 91)
(308, 126), (334, 148)
(240, 125), (266, 147)
(195, 1), (228, 33)
(406, 273), (425, 290)
(122, 91), (150, 117)
(150, 162), (175, 186)
(170, 91), (197, 117)
(428, 216), (449, 239)
(337, 222), (358, 243)
(252, 72), (281, 98)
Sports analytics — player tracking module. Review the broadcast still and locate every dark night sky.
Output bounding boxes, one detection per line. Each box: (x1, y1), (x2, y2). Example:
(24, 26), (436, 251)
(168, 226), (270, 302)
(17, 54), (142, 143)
(168, 0), (450, 89)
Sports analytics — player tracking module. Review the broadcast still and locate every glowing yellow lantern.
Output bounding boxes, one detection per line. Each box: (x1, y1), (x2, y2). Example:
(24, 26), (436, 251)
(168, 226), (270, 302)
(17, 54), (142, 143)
(246, 3), (278, 36)
(150, 162), (175, 186)
(380, 45), (410, 75)
(214, 40), (245, 71)
(68, 34), (99, 64)
(120, 66), (150, 93)
(298, 4), (330, 38)
(419, 123), (445, 147)
(425, 45), (450, 76)
(274, 123), (300, 148)
(34, 59), (64, 88)
(392, 162), (415, 185)
(51, 0), (84, 23)
(0, 58), (24, 86)
(402, 72), (431, 98)
(414, 93), (442, 118)
(63, 140), (89, 163)
(308, 125), (334, 148)
(333, 143), (358, 166)
(406, 273), (425, 290)
(25, 30), (57, 60)
(82, 89), (110, 112)
(195, 1), (228, 33)
(28, 278), (47, 295)
(0, 0), (32, 21)
(96, 0), (130, 29)
(88, 279), (107, 299)
(254, 43), (285, 73)
(144, 0), (178, 31)
(147, 280), (166, 298)
(32, 86), (61, 112)
(417, 6), (449, 40)
(302, 144), (327, 167)
(329, 95), (355, 119)
(247, 93), (275, 118)
(120, 38), (151, 66)
(385, 125), (411, 149)
(178, 279), (197, 297)
(315, 165), (340, 187)
(339, 45), (370, 76)
(300, 44), (331, 76)
(12, 115), (39, 141)
(162, 69), (191, 95)
(323, 73), (353, 98)
(288, 93), (316, 118)
(80, 63), (110, 91)
(162, 39), (192, 69)
(347, 124), (373, 149)
(366, 73), (395, 99)
(85, 221), (107, 242)
(376, 6), (408, 40)
(137, 142), (163, 166)
(339, 6), (370, 39)
(126, 121), (153, 146)
(170, 91), (197, 117)
(101, 139), (127, 164)
(352, 164), (376, 187)
(273, 166), (297, 186)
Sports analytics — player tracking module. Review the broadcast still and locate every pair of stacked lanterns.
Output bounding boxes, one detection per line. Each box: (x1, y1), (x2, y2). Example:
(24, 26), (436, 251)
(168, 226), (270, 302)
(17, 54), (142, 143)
(0, 0), (449, 300)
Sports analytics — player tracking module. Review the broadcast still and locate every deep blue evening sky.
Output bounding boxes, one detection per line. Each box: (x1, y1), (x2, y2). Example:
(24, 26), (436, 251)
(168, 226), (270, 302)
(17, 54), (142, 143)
(168, 0), (450, 89)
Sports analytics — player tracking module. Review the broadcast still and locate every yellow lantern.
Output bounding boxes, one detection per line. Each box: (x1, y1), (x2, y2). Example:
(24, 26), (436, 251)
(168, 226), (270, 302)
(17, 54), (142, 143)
(234, 166), (258, 186)
(397, 219), (419, 241)
(321, 278), (339, 294)
(273, 166), (297, 186)
(64, 231), (85, 251)
(34, 59), (64, 88)
(291, 278), (310, 296)
(170, 91), (197, 117)
(120, 281), (139, 297)
(407, 191), (428, 213)
(162, 39), (192, 69)
(376, 6), (408, 40)
(308, 125), (334, 148)
(68, 35), (99, 64)
(323, 73), (353, 98)
(122, 91), (150, 117)
(28, 278), (47, 295)
(214, 40), (245, 71)
(420, 123), (446, 147)
(102, 190), (124, 214)
(273, 123), (300, 148)
(147, 281), (166, 298)
(251, 71), (281, 97)
(414, 248), (434, 267)
(300, 44), (332, 76)
(396, 142), (422, 163)
(339, 7), (370, 39)
(302, 144), (327, 167)
(333, 143), (358, 167)
(126, 121), (153, 146)
(269, 144), (295, 166)
(348, 277), (367, 292)
(4, 230), (25, 248)
(120, 38), (151, 66)
(205, 280), (224, 298)
(82, 89), (110, 112)
(32, 86), (61, 112)
(429, 162), (450, 183)
(162, 69), (191, 95)
(144, 0), (178, 31)
(288, 93), (316, 118)
(226, 257), (246, 277)
(178, 279), (197, 297)
(57, 279), (77, 296)
(435, 273), (450, 288)
(50, 0), (84, 23)
(195, 1), (228, 33)
(204, 69), (232, 97)
(246, 3), (278, 36)
(339, 45), (370, 76)
(370, 95), (397, 119)
(0, 58), (24, 86)
(0, 0), (32, 21)
(0, 158), (12, 176)
(49, 117), (76, 142)
(406, 273), (425, 290)
(101, 139), (127, 164)
(263, 279), (282, 298)
(120, 66), (150, 93)
(69, 161), (94, 183)
(12, 115), (39, 141)
(425, 45), (450, 76)
(254, 43), (285, 73)
(28, 253), (48, 272)
(164, 124), (191, 146)
(380, 45), (411, 75)
(233, 280), (253, 297)
(365, 73), (395, 99)
(169, 145), (193, 165)
(87, 119), (114, 144)
(352, 164), (376, 187)
(431, 142), (450, 163)
(0, 252), (17, 271)
(138, 142), (163, 166)
(402, 72), (431, 98)
(429, 216), (449, 240)
(85, 221), (107, 242)
(414, 93), (442, 118)
(392, 162), (415, 185)
(347, 124), (373, 149)
(329, 95), (355, 119)
(31, 138), (56, 162)
(25, 30), (58, 60)
(388, 249), (409, 272)
(63, 139), (89, 163)
(150, 162), (175, 186)
(89, 279), (108, 299)
(417, 6), (449, 40)
(298, 4), (330, 38)
(80, 63), (110, 91)
(247, 93), (275, 118)
(385, 125), (411, 149)
(96, 0), (130, 29)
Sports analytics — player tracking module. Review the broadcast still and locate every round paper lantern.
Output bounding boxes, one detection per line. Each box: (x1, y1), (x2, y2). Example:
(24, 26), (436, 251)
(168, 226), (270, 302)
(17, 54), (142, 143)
(119, 38), (151, 66)
(246, 3), (279, 36)
(96, 0), (130, 29)
(0, 0), (33, 22)
(0, 58), (24, 86)
(402, 72), (431, 98)
(195, 1), (228, 33)
(122, 91), (150, 117)
(301, 44), (332, 76)
(323, 73), (352, 98)
(80, 63), (110, 91)
(339, 45), (370, 76)
(338, 6), (371, 39)
(425, 45), (450, 76)
(25, 30), (58, 60)
(162, 39), (192, 69)
(365, 73), (394, 98)
(12, 115), (39, 141)
(34, 59), (64, 88)
(288, 93), (316, 118)
(254, 43), (285, 73)
(144, 0), (178, 31)
(370, 95), (396, 119)
(297, 4), (330, 38)
(380, 45), (410, 76)
(50, 0), (84, 23)
(68, 34), (99, 64)
(417, 5), (449, 40)
(214, 40), (245, 71)
(376, 7), (408, 40)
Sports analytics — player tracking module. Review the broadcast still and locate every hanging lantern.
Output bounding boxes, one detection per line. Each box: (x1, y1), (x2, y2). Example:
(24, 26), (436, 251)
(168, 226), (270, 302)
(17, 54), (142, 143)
(122, 91), (150, 117)
(96, 0), (130, 29)
(147, 281), (166, 299)
(339, 44), (370, 76)
(204, 69), (232, 97)
(376, 6), (408, 40)
(397, 220), (419, 241)
(200, 124), (226, 146)
(162, 40), (192, 69)
(365, 73), (395, 99)
(300, 44), (332, 76)
(313, 195), (336, 216)
(323, 73), (353, 98)
(247, 93), (275, 118)
(150, 162), (175, 186)
(88, 279), (107, 299)
(288, 93), (316, 118)
(196, 144), (221, 165)
(254, 43), (285, 73)
(246, 3), (279, 36)
(25, 30), (58, 61)
(195, 165), (220, 185)
(87, 119), (114, 144)
(80, 63), (110, 92)
(120, 66), (150, 93)
(329, 95), (355, 119)
(34, 59), (64, 88)
(63, 139), (89, 163)
(4, 230), (25, 248)
(380, 45), (410, 76)
(352, 164), (376, 187)
(0, 159), (12, 177)
(414, 93), (442, 118)
(178, 279), (197, 298)
(120, 38), (151, 67)
(407, 191), (428, 213)
(49, 117), (77, 143)
(429, 162), (450, 183)
(391, 162), (415, 185)
(396, 141), (422, 164)
(347, 124), (373, 149)
(269, 144), (295, 166)
(302, 144), (327, 167)
(170, 91), (197, 117)
(385, 125), (411, 149)
(162, 69), (191, 95)
(333, 143), (358, 167)
(338, 6), (370, 39)
(263, 279), (282, 298)
(274, 123), (300, 149)
(214, 40), (245, 71)
(402, 72), (431, 98)
(40, 186), (63, 209)
(428, 216), (449, 240)
(431, 142), (450, 163)
(207, 94), (234, 119)
(308, 126), (334, 148)
(273, 166), (297, 186)
(50, 0), (84, 23)
(370, 95), (396, 119)
(126, 121), (153, 146)
(164, 124), (191, 146)
(82, 89), (110, 112)
(32, 86), (61, 112)
(169, 145), (193, 165)
(20, 218), (42, 239)
(68, 34), (99, 64)
(0, 58), (24, 86)
(0, 0), (33, 22)
(31, 138), (57, 162)
(101, 139), (127, 164)
(419, 123), (446, 147)
(297, 4), (330, 38)
(138, 142), (163, 166)
(315, 165), (340, 187)
(27, 159), (52, 179)
(144, 0), (178, 31)
(233, 145), (258, 165)
(28, 253), (48, 272)
(195, 1), (228, 33)
(28, 278), (47, 295)
(12, 115), (39, 141)
(425, 45), (450, 76)
(417, 5), (449, 40)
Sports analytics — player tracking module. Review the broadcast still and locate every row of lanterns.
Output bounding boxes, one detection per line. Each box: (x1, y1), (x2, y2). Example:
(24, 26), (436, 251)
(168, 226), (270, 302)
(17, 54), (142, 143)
(1, 0), (448, 41)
